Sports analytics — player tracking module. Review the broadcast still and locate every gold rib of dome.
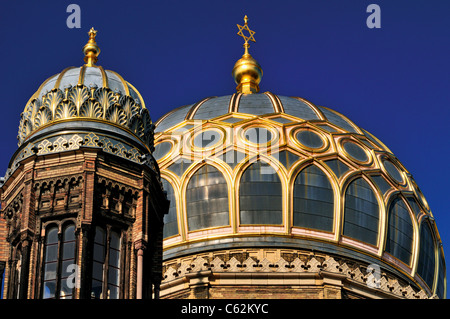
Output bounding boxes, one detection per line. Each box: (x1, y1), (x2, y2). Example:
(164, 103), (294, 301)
(232, 15), (263, 94)
(17, 28), (153, 148)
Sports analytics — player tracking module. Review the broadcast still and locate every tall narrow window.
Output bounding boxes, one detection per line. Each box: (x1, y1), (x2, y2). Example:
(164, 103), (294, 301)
(91, 227), (122, 299)
(60, 225), (76, 299)
(91, 227), (105, 299)
(42, 223), (76, 299)
(43, 227), (58, 299)
(108, 231), (121, 299)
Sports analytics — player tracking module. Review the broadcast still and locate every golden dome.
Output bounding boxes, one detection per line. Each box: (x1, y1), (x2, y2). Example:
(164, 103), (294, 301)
(17, 28), (154, 150)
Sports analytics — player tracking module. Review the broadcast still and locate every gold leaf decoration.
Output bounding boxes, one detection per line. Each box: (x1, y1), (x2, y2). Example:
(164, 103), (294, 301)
(68, 84), (90, 114)
(42, 89), (64, 118)
(34, 106), (52, 128)
(55, 100), (77, 120)
(105, 104), (127, 126)
(119, 95), (140, 121)
(128, 115), (144, 137)
(79, 98), (103, 119)
(94, 87), (115, 119)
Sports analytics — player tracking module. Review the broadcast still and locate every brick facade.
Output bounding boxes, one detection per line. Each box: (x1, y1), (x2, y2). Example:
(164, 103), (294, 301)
(0, 147), (168, 299)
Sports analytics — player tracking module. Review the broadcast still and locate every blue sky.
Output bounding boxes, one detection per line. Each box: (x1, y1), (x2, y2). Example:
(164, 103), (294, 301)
(0, 0), (449, 297)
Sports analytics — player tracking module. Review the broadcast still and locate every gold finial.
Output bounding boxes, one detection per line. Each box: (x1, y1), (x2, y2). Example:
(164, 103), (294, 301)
(236, 15), (256, 55)
(232, 15), (262, 94)
(83, 27), (101, 66)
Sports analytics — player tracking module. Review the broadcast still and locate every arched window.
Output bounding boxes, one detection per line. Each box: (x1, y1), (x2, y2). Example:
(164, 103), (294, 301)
(186, 165), (229, 231)
(162, 178), (178, 238)
(91, 227), (122, 299)
(343, 178), (379, 245)
(293, 165), (334, 231)
(239, 161), (282, 225)
(436, 248), (446, 299)
(385, 198), (413, 265)
(417, 221), (436, 290)
(42, 223), (76, 299)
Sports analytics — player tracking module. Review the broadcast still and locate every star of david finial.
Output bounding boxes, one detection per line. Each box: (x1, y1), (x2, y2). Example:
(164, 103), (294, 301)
(237, 15), (256, 54)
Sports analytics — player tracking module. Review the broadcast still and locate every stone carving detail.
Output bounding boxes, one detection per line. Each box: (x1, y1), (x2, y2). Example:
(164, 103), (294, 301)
(162, 253), (430, 299)
(17, 85), (154, 148)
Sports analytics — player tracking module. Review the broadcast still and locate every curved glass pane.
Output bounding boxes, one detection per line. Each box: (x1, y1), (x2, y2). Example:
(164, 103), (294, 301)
(296, 130), (324, 149)
(186, 165), (229, 231)
(383, 160), (404, 184)
(193, 130), (222, 148)
(343, 178), (379, 245)
(153, 142), (172, 161)
(244, 127), (272, 145)
(162, 178), (178, 238)
(293, 165), (334, 231)
(385, 198), (413, 264)
(417, 221), (436, 290)
(239, 161), (282, 225)
(343, 141), (368, 162)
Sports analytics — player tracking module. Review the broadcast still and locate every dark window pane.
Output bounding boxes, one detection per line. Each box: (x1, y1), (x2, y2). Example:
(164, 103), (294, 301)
(186, 165), (229, 231)
(109, 249), (120, 268)
(45, 244), (58, 262)
(43, 281), (56, 299)
(108, 267), (120, 286)
(93, 243), (105, 262)
(293, 165), (334, 231)
(417, 221), (436, 289)
(296, 130), (324, 149)
(239, 161), (282, 225)
(343, 141), (368, 162)
(436, 250), (446, 299)
(62, 242), (75, 260)
(91, 279), (103, 299)
(92, 261), (103, 281)
(46, 227), (58, 245)
(94, 227), (105, 244)
(162, 178), (179, 238)
(64, 225), (75, 242)
(110, 232), (120, 250)
(61, 259), (76, 278)
(343, 178), (379, 245)
(44, 262), (57, 281)
(60, 278), (74, 299)
(385, 198), (413, 264)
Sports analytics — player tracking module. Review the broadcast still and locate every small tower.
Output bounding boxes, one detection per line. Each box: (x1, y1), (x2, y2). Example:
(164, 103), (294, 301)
(0, 29), (169, 299)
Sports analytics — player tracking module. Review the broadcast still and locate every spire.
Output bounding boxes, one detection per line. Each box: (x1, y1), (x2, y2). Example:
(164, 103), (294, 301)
(83, 27), (101, 66)
(232, 15), (263, 94)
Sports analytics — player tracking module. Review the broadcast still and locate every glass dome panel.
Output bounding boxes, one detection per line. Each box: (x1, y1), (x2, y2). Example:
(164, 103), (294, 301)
(293, 165), (334, 231)
(239, 161), (282, 225)
(417, 221), (436, 289)
(385, 198), (413, 264)
(343, 178), (379, 245)
(162, 178), (179, 238)
(186, 165), (229, 231)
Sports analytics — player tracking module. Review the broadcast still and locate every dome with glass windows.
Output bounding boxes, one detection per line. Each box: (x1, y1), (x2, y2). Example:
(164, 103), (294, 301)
(155, 17), (445, 299)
